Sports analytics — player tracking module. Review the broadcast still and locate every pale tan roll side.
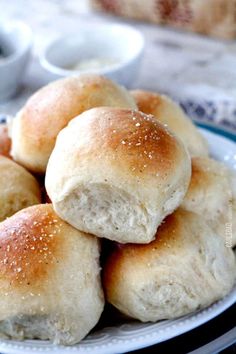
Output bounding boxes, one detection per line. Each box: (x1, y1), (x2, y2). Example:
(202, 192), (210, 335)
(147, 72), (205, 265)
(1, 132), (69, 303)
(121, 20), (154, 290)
(11, 75), (137, 173)
(0, 156), (41, 221)
(0, 204), (104, 345)
(181, 157), (235, 247)
(103, 209), (236, 322)
(46, 107), (191, 244)
(0, 123), (11, 159)
(131, 89), (208, 157)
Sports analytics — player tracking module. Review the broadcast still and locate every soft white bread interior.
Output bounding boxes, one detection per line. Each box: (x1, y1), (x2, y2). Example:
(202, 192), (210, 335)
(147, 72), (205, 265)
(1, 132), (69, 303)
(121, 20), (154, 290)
(46, 107), (191, 244)
(131, 90), (208, 157)
(0, 156), (41, 222)
(11, 75), (137, 173)
(0, 204), (104, 345)
(181, 157), (235, 247)
(103, 209), (236, 322)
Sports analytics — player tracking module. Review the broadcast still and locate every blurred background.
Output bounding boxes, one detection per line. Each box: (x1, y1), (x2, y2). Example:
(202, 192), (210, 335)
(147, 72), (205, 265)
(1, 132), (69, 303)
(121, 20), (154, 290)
(1, 0), (236, 130)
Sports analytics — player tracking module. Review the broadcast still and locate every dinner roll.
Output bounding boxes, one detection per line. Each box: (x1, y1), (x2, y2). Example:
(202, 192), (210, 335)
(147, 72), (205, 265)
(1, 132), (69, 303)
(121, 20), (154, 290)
(0, 156), (41, 222)
(0, 123), (11, 158)
(46, 107), (191, 244)
(0, 204), (104, 345)
(181, 157), (235, 246)
(103, 209), (236, 322)
(131, 90), (208, 157)
(11, 75), (137, 173)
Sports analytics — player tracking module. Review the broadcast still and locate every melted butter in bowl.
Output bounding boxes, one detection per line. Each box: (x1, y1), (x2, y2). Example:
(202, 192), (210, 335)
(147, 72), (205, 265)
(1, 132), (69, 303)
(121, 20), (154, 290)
(67, 57), (120, 71)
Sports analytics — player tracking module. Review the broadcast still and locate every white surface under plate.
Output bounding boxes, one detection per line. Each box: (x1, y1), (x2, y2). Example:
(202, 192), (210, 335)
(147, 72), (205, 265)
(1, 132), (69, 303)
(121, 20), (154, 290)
(0, 128), (235, 354)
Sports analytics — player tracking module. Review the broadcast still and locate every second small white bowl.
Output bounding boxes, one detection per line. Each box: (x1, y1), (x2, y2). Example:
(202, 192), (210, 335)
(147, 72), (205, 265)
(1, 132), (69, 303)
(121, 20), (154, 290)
(40, 23), (144, 87)
(0, 21), (32, 102)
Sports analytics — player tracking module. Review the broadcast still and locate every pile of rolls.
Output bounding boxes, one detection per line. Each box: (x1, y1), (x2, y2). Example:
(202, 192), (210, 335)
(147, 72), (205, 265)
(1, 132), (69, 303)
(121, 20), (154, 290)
(0, 74), (235, 345)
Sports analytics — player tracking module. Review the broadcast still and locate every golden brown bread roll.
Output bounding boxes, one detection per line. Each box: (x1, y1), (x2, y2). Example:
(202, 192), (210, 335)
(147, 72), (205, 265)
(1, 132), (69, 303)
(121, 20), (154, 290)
(0, 123), (11, 159)
(131, 90), (208, 157)
(103, 209), (236, 322)
(0, 156), (41, 221)
(0, 204), (104, 345)
(11, 75), (137, 173)
(46, 107), (191, 244)
(181, 157), (236, 247)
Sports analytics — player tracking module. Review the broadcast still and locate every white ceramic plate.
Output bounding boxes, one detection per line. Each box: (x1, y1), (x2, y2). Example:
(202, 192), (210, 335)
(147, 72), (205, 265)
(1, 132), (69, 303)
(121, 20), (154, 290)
(0, 128), (235, 354)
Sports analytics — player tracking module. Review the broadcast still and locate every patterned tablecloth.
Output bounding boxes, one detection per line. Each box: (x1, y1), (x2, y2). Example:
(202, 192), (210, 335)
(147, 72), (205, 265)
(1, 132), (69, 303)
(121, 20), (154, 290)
(0, 0), (236, 131)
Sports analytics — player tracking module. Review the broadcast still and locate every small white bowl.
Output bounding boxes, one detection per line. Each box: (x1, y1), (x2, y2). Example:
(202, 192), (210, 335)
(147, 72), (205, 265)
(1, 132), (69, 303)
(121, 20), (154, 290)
(40, 23), (144, 87)
(0, 21), (32, 102)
